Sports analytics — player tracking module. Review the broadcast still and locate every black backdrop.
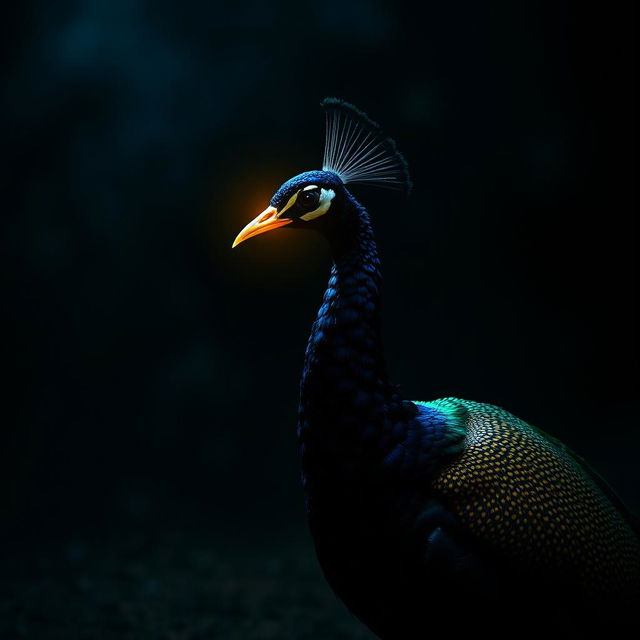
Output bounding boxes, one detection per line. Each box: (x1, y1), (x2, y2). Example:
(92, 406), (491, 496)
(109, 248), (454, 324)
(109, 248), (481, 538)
(2, 1), (637, 637)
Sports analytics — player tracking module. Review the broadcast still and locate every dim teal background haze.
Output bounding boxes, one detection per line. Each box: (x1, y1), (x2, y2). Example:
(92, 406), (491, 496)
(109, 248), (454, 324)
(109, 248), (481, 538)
(1, 1), (637, 637)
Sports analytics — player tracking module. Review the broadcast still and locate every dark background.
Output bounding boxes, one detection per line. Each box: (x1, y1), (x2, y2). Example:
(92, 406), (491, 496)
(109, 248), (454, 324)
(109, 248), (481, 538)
(2, 1), (637, 637)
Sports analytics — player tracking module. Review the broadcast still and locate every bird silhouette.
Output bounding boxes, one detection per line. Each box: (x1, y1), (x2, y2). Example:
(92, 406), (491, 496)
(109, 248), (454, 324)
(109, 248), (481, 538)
(233, 98), (639, 636)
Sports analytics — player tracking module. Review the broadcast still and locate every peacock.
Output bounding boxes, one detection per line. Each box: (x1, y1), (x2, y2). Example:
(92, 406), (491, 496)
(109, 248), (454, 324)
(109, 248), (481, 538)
(232, 99), (639, 636)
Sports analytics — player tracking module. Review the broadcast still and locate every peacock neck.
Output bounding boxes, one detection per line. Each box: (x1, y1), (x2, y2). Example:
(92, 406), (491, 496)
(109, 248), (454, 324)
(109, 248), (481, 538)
(298, 197), (397, 453)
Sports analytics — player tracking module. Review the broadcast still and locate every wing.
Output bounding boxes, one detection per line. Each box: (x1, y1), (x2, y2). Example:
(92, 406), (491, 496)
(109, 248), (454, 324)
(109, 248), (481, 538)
(426, 398), (640, 602)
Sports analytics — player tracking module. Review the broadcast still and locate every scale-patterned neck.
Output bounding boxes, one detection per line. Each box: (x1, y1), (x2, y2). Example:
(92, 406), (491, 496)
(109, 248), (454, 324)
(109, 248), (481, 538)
(300, 200), (388, 426)
(298, 196), (410, 506)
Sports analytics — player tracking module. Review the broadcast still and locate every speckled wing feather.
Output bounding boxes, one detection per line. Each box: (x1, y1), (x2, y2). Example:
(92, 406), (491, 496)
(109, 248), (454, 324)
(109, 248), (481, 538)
(428, 398), (640, 601)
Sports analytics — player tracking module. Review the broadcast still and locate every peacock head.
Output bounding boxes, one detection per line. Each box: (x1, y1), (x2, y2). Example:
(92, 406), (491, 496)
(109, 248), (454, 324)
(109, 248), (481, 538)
(232, 98), (411, 248)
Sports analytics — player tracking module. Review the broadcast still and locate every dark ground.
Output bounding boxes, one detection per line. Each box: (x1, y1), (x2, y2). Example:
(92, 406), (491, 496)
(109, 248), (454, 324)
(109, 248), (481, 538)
(1, 1), (637, 638)
(1, 527), (375, 639)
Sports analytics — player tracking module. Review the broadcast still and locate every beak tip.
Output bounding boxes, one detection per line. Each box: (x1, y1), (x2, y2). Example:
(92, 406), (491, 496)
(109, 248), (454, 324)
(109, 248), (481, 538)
(231, 232), (245, 248)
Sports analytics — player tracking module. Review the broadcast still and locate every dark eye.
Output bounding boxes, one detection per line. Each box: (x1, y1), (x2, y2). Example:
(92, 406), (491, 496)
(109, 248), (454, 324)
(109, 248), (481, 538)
(298, 188), (320, 211)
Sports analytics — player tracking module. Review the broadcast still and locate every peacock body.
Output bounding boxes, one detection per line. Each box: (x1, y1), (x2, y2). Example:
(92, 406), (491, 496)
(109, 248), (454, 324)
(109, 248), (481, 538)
(233, 99), (640, 636)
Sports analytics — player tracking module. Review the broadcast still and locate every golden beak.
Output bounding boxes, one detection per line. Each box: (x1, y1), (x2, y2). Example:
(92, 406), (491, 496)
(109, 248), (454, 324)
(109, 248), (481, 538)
(232, 206), (292, 248)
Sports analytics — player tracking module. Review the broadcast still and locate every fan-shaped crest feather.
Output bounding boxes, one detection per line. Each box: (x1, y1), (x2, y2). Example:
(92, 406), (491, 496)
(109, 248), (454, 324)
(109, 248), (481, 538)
(321, 98), (412, 195)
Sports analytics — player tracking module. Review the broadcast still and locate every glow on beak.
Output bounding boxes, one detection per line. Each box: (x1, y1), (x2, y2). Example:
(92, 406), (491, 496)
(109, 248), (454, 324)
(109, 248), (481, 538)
(232, 206), (292, 248)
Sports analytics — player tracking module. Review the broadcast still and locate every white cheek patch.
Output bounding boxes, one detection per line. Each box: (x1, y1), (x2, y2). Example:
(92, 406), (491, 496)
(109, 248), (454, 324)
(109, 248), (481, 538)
(300, 188), (335, 222)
